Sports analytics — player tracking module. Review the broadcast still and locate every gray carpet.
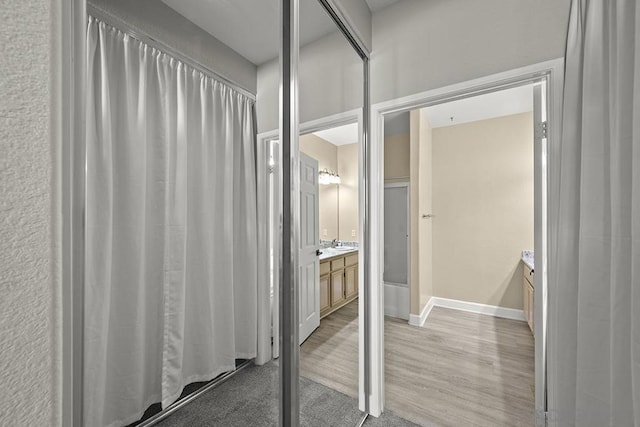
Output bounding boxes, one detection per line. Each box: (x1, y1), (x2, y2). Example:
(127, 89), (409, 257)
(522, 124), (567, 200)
(155, 362), (419, 427)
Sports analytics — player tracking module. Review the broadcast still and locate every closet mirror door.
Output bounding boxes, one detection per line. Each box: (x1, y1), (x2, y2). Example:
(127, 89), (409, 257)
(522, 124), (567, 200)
(297, 0), (365, 422)
(83, 0), (279, 425)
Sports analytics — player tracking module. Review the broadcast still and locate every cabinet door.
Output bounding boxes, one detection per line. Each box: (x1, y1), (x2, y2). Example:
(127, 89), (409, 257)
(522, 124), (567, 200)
(523, 277), (530, 325)
(345, 265), (358, 300)
(331, 270), (345, 306)
(320, 274), (331, 314)
(528, 282), (535, 334)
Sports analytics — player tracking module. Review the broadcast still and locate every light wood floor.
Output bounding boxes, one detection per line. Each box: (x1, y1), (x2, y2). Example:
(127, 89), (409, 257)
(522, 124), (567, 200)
(300, 301), (535, 427)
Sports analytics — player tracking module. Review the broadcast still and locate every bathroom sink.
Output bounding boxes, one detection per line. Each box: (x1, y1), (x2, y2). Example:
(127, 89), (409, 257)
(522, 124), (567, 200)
(332, 247), (356, 252)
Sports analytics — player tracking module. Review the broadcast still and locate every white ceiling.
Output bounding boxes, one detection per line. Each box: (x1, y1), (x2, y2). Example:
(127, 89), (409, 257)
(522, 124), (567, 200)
(381, 85), (534, 136)
(313, 122), (359, 146)
(423, 84), (534, 128)
(161, 0), (341, 65)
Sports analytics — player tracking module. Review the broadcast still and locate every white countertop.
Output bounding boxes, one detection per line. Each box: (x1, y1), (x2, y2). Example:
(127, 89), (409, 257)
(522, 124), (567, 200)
(522, 250), (534, 270)
(319, 247), (358, 261)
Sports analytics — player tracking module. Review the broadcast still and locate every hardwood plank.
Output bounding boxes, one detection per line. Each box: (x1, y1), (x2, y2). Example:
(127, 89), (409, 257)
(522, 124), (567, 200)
(300, 302), (535, 426)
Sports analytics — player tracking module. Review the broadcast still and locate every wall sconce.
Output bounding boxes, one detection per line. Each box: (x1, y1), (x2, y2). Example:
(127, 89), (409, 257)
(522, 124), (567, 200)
(318, 168), (341, 185)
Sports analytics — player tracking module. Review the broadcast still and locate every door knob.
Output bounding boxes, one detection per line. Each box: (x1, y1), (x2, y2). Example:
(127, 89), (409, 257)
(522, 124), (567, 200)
(316, 249), (323, 256)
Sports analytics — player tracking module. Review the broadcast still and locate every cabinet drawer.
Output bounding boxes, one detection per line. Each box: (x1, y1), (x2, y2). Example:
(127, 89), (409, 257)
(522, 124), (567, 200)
(345, 253), (358, 266)
(331, 257), (345, 271)
(320, 261), (330, 276)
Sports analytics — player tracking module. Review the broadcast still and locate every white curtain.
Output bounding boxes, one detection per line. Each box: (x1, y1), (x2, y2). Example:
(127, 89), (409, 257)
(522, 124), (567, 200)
(553, 1), (640, 425)
(85, 17), (259, 427)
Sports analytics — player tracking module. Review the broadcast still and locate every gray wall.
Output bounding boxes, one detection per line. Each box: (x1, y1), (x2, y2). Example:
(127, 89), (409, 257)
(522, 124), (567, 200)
(258, 0), (570, 132)
(89, 0), (257, 94)
(257, 29), (363, 133)
(0, 0), (61, 424)
(332, 0), (372, 53)
(371, 0), (571, 104)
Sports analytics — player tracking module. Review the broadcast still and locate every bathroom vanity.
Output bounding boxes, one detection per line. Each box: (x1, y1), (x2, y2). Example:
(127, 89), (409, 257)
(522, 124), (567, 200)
(319, 249), (358, 318)
(522, 251), (535, 335)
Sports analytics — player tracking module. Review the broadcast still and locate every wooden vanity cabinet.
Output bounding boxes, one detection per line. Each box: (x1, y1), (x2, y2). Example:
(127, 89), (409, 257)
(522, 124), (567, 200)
(522, 263), (534, 335)
(319, 251), (358, 318)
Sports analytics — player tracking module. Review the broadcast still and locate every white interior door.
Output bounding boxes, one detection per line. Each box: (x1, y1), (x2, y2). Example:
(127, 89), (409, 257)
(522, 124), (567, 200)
(299, 153), (320, 344)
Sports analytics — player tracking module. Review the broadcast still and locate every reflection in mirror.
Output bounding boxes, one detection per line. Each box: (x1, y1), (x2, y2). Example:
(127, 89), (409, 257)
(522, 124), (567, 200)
(83, 0), (279, 425)
(296, 0), (365, 423)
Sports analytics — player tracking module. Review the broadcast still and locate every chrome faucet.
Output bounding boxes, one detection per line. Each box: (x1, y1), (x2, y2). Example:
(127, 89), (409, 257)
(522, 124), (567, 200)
(331, 239), (338, 248)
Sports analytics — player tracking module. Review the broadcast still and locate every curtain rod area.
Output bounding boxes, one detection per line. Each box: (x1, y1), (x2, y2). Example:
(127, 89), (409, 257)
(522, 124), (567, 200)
(87, 4), (257, 101)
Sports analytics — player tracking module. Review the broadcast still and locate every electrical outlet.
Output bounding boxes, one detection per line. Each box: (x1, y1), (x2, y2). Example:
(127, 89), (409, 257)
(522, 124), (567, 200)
(351, 229), (356, 237)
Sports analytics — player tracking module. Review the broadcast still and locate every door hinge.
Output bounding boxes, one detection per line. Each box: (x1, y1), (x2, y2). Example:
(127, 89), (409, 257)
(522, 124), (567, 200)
(535, 121), (548, 140)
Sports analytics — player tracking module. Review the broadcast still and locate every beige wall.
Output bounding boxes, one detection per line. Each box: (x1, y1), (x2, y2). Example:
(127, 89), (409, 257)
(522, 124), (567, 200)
(384, 133), (410, 181)
(418, 113), (433, 312)
(300, 134), (339, 240)
(409, 111), (433, 315)
(338, 143), (359, 241)
(432, 112), (534, 309)
(300, 137), (360, 243)
(1, 0), (61, 424)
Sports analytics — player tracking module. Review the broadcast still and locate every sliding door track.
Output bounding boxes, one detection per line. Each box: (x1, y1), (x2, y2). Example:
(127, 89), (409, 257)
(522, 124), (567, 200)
(136, 360), (253, 427)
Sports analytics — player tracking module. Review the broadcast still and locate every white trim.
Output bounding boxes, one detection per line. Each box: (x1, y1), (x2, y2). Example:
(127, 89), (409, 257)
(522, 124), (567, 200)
(383, 283), (410, 320)
(408, 297), (436, 327)
(369, 58), (564, 421)
(257, 106), (365, 400)
(426, 297), (525, 322)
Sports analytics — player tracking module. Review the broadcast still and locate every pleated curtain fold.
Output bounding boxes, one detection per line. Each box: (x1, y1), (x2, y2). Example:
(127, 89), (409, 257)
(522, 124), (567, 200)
(85, 16), (259, 427)
(553, 1), (640, 425)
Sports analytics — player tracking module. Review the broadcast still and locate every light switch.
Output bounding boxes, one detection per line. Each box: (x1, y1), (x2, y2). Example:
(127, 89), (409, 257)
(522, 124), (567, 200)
(323, 229), (327, 237)
(351, 229), (356, 237)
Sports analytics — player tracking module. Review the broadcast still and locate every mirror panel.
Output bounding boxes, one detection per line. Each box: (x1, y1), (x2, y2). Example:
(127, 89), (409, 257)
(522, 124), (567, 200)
(297, 0), (365, 423)
(84, 0), (279, 425)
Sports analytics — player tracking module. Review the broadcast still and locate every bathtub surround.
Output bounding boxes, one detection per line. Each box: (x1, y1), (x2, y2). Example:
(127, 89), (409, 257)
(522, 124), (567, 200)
(84, 18), (261, 426)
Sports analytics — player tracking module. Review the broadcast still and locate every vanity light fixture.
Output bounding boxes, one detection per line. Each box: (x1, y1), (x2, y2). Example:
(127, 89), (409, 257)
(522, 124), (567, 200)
(318, 168), (341, 185)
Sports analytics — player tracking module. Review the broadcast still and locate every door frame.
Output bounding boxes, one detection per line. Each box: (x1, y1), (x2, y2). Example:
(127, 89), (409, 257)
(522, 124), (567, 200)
(369, 58), (564, 423)
(257, 106), (366, 402)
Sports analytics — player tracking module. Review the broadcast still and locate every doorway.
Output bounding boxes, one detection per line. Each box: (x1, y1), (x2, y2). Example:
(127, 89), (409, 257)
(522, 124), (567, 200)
(368, 59), (565, 423)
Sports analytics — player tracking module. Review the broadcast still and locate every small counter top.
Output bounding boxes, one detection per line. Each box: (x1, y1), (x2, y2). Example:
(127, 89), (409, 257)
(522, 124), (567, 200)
(522, 250), (534, 270)
(319, 247), (358, 261)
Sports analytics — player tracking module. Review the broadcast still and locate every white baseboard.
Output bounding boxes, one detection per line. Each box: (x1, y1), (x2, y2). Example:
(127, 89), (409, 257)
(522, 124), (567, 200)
(408, 297), (436, 327)
(383, 283), (410, 320)
(430, 297), (525, 322)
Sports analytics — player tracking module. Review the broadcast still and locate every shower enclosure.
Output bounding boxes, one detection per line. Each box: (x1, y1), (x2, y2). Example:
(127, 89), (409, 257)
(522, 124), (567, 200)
(62, 0), (371, 425)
